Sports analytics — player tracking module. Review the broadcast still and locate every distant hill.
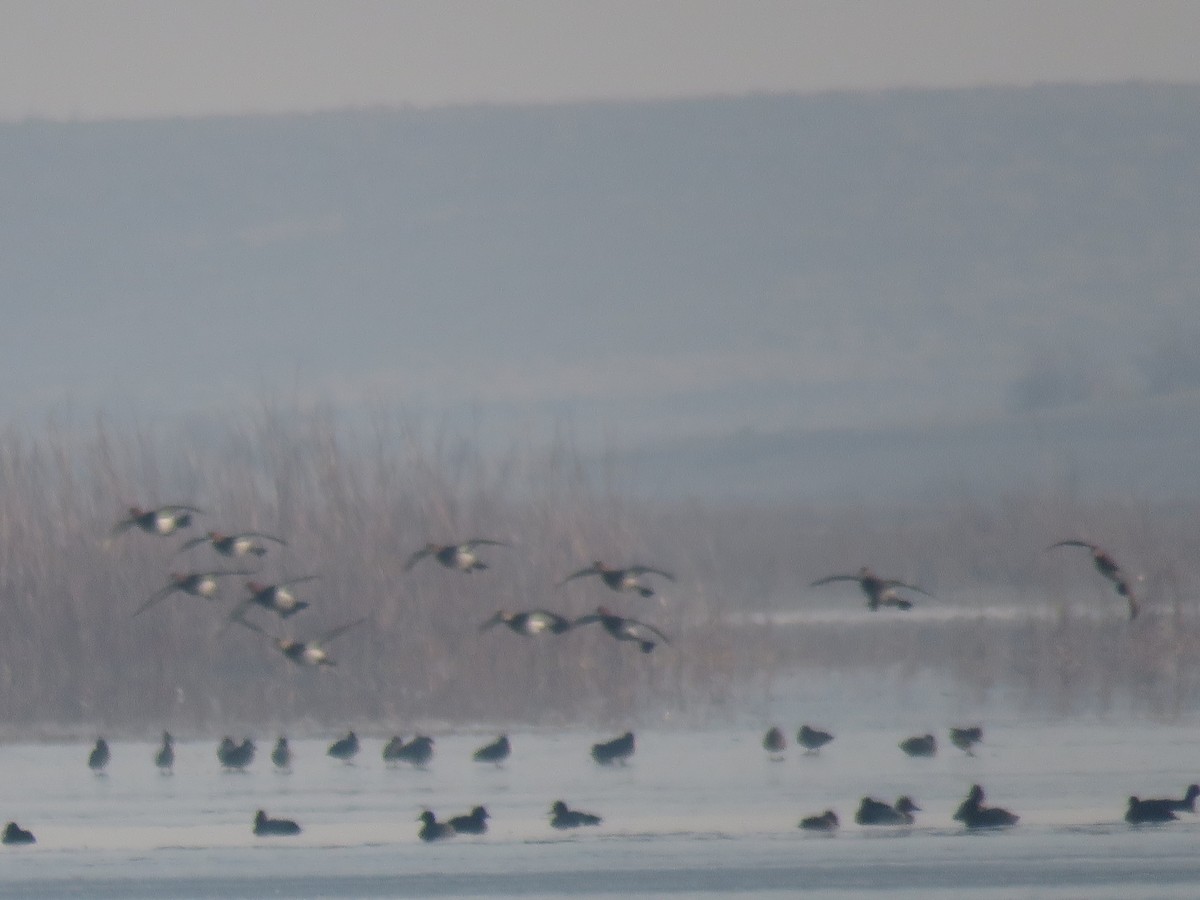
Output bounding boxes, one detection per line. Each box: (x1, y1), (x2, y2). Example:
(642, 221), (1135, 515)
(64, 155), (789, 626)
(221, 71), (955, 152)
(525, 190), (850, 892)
(2, 85), (1199, 501)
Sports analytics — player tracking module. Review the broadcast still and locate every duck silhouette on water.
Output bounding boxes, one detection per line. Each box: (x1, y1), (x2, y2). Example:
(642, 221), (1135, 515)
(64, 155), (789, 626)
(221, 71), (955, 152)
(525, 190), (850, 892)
(327, 731), (359, 763)
(271, 737), (292, 771)
(218, 737), (255, 771)
(799, 810), (839, 832)
(950, 726), (983, 756)
(472, 735), (511, 766)
(384, 735), (434, 767)
(591, 732), (635, 766)
(88, 738), (110, 774)
(558, 561), (675, 598)
(111, 505), (202, 539)
(479, 609), (573, 637)
(810, 567), (931, 611)
(155, 731), (175, 773)
(447, 806), (489, 835)
(899, 734), (937, 757)
(1125, 785), (1200, 824)
(1047, 540), (1141, 620)
(572, 607), (670, 653)
(953, 784), (1019, 828)
(797, 725), (834, 754)
(762, 726), (786, 759)
(550, 800), (602, 829)
(404, 539), (510, 573)
(254, 809), (301, 836)
(179, 530), (286, 559)
(855, 796), (920, 826)
(2, 822), (35, 845)
(417, 810), (455, 841)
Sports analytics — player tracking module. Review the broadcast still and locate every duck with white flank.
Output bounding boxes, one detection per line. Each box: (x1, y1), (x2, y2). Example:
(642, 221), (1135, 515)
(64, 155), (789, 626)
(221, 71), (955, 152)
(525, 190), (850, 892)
(404, 539), (510, 573)
(253, 810), (301, 836)
(1047, 540), (1141, 619)
(591, 732), (635, 766)
(953, 784), (1019, 828)
(797, 725), (834, 754)
(271, 737), (292, 770)
(88, 738), (110, 774)
(855, 796), (920, 826)
(572, 607), (670, 653)
(417, 810), (455, 841)
(111, 505), (203, 538)
(810, 567), (931, 611)
(899, 734), (937, 757)
(950, 726), (983, 756)
(447, 806), (489, 835)
(799, 810), (839, 832)
(233, 615), (368, 667)
(155, 731), (175, 773)
(179, 530), (287, 559)
(232, 576), (319, 621)
(2, 822), (35, 845)
(550, 800), (602, 829)
(558, 561), (675, 598)
(472, 734), (511, 765)
(133, 570), (251, 618)
(479, 609), (572, 637)
(327, 731), (359, 763)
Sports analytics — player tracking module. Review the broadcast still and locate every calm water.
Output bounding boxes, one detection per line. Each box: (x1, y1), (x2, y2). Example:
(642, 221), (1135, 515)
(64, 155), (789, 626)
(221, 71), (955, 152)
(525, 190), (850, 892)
(3, 724), (1200, 898)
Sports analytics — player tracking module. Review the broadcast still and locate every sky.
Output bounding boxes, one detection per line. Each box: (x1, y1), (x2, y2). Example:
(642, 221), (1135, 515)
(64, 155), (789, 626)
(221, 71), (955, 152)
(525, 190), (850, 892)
(2, 0), (1199, 121)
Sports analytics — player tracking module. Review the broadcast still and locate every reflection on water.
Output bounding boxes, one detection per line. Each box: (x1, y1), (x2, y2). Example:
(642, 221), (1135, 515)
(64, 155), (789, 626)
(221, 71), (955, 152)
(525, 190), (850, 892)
(3, 725), (1200, 897)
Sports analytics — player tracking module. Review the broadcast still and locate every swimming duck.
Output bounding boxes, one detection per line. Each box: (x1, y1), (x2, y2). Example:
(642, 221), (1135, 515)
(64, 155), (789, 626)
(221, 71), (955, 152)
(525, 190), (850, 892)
(233, 614), (367, 667)
(558, 561), (675, 598)
(253, 809), (301, 836)
(155, 731), (174, 772)
(327, 731), (359, 762)
(572, 607), (671, 653)
(591, 731), (635, 765)
(1124, 785), (1200, 823)
(217, 737), (255, 770)
(388, 735), (434, 767)
(799, 810), (839, 832)
(179, 530), (287, 559)
(271, 737), (292, 770)
(810, 567), (930, 611)
(953, 784), (1019, 828)
(797, 725), (834, 754)
(111, 505), (203, 538)
(133, 570), (251, 618)
(550, 800), (602, 829)
(762, 726), (786, 758)
(855, 796), (920, 826)
(1, 822), (35, 845)
(1047, 540), (1141, 619)
(232, 576), (319, 621)
(472, 734), (511, 765)
(447, 806), (489, 835)
(88, 737), (110, 773)
(404, 540), (510, 573)
(899, 734), (937, 757)
(479, 609), (573, 636)
(417, 810), (455, 841)
(949, 726), (983, 756)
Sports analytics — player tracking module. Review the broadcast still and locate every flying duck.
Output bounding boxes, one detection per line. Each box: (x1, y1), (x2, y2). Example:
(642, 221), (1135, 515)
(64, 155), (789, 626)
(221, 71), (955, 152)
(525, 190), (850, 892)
(327, 731), (360, 762)
(949, 726), (983, 756)
(797, 725), (834, 754)
(899, 734), (937, 757)
(855, 796), (920, 826)
(762, 726), (786, 758)
(572, 607), (670, 653)
(111, 505), (203, 538)
(479, 609), (573, 637)
(179, 530), (287, 559)
(417, 810), (455, 841)
(558, 561), (675, 598)
(472, 734), (511, 765)
(799, 810), (839, 832)
(550, 800), (602, 829)
(133, 570), (251, 618)
(253, 809), (301, 836)
(1047, 540), (1141, 619)
(447, 806), (489, 835)
(88, 737), (110, 774)
(233, 614), (367, 667)
(232, 576), (319, 621)
(2, 822), (35, 845)
(953, 784), (1019, 828)
(404, 540), (510, 573)
(155, 731), (175, 773)
(271, 737), (292, 770)
(810, 567), (930, 611)
(591, 731), (635, 766)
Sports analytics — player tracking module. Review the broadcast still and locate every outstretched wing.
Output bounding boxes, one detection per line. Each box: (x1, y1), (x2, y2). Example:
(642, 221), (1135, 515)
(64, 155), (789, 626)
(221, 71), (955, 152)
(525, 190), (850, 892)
(464, 538), (509, 549)
(278, 575), (320, 589)
(557, 567), (600, 588)
(884, 580), (933, 597)
(629, 565), (674, 581)
(1047, 540), (1098, 552)
(176, 535), (210, 553)
(403, 546), (434, 571)
(479, 611), (505, 632)
(628, 617), (671, 644)
(320, 617), (370, 644)
(240, 531), (287, 545)
(809, 574), (859, 588)
(229, 612), (274, 640)
(571, 613), (603, 628)
(132, 584), (176, 618)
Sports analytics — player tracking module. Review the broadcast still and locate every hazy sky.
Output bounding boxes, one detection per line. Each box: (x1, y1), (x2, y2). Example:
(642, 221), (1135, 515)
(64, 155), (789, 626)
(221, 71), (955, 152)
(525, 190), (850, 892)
(2, 0), (1198, 120)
